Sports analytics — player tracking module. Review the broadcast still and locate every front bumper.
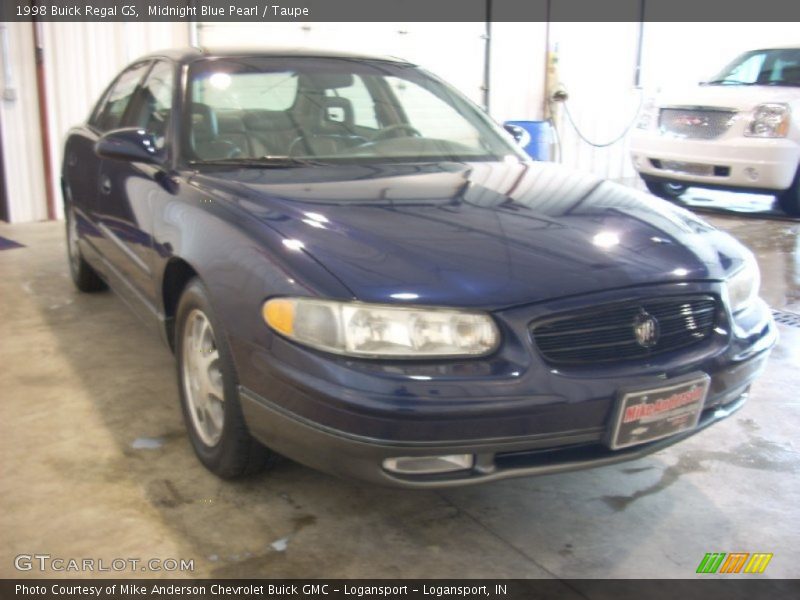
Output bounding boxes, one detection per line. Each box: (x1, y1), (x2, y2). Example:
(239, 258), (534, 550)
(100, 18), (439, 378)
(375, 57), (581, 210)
(240, 380), (757, 488)
(630, 132), (799, 191)
(234, 283), (777, 488)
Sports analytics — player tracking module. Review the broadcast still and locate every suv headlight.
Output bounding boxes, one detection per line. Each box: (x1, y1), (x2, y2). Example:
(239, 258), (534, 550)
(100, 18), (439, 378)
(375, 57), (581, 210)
(263, 298), (500, 358)
(726, 253), (761, 313)
(745, 103), (791, 138)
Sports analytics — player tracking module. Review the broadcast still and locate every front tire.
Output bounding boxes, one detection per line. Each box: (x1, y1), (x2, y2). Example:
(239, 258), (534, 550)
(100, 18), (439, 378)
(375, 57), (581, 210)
(643, 178), (688, 200)
(776, 168), (800, 216)
(175, 278), (273, 478)
(66, 205), (106, 292)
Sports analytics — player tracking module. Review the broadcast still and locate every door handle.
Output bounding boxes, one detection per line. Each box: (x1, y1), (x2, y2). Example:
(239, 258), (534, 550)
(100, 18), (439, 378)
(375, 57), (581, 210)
(99, 176), (112, 195)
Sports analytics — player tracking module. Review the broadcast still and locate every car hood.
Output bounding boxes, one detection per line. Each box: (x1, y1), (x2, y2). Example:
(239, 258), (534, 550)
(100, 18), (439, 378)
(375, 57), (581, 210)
(657, 84), (800, 111)
(193, 161), (747, 309)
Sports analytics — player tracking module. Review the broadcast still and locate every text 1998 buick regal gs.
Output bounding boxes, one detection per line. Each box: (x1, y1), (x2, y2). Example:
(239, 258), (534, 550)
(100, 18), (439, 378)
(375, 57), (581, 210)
(62, 48), (777, 487)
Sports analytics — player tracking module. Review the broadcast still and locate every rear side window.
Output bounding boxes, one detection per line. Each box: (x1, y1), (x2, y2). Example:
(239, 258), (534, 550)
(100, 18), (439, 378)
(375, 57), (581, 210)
(91, 62), (151, 132)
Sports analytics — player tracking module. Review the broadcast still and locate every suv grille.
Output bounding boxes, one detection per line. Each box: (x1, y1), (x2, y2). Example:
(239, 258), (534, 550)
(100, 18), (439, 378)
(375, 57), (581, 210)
(659, 108), (736, 140)
(531, 296), (718, 365)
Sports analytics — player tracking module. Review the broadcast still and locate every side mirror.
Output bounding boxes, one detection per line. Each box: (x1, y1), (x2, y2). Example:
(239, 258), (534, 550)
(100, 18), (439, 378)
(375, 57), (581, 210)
(95, 128), (165, 164)
(503, 123), (526, 145)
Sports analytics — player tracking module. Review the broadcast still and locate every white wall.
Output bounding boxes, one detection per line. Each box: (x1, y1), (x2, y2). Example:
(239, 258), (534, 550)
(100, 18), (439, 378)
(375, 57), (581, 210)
(547, 21), (642, 179)
(489, 21), (548, 123)
(41, 22), (188, 220)
(0, 23), (47, 222)
(0, 22), (187, 223)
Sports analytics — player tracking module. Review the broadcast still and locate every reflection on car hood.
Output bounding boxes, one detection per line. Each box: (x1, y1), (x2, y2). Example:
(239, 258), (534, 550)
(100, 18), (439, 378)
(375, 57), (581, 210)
(193, 161), (747, 308)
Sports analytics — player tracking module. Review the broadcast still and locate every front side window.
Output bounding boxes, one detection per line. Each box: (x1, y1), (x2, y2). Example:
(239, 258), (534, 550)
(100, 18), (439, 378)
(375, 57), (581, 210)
(184, 57), (519, 163)
(128, 60), (174, 146)
(91, 61), (151, 132)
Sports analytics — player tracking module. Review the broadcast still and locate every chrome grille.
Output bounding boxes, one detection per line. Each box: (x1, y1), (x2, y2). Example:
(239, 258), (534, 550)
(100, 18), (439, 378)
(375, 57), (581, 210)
(659, 108), (736, 140)
(531, 296), (718, 365)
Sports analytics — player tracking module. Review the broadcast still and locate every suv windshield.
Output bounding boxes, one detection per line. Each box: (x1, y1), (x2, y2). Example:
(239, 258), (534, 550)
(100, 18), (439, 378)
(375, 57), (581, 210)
(184, 57), (520, 164)
(708, 48), (800, 87)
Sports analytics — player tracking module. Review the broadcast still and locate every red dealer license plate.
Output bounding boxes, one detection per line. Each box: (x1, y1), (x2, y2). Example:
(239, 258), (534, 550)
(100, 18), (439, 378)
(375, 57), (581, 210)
(609, 374), (710, 450)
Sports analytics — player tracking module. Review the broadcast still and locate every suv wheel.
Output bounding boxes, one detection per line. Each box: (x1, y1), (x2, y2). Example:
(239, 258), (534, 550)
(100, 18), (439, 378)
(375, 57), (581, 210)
(777, 168), (800, 216)
(175, 278), (273, 478)
(643, 178), (688, 200)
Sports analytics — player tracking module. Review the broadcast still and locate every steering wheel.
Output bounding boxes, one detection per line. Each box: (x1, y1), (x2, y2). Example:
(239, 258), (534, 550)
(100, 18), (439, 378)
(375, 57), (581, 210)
(371, 124), (422, 142)
(287, 135), (314, 157)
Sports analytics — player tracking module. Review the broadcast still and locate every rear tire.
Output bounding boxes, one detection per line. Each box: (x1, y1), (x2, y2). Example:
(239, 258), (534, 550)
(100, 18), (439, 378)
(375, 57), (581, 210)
(66, 205), (106, 292)
(776, 168), (800, 216)
(643, 178), (688, 200)
(175, 278), (273, 478)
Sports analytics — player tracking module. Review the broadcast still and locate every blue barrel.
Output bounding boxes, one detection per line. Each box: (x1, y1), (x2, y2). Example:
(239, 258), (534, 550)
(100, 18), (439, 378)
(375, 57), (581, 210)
(504, 120), (552, 161)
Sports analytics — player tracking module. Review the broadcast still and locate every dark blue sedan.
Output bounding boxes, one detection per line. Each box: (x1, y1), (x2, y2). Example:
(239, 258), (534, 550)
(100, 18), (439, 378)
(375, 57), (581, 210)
(62, 48), (777, 487)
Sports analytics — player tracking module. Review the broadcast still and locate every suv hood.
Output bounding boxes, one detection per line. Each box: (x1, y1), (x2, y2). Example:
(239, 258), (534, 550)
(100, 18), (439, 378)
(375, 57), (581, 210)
(195, 161), (747, 309)
(657, 84), (800, 112)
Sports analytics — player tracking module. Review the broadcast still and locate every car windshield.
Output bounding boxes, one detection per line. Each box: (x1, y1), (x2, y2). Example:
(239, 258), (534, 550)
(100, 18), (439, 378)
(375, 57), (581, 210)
(707, 48), (800, 87)
(184, 56), (521, 165)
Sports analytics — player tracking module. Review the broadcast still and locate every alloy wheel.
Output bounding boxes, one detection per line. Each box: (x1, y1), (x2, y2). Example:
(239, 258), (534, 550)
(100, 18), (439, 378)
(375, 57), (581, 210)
(181, 309), (226, 446)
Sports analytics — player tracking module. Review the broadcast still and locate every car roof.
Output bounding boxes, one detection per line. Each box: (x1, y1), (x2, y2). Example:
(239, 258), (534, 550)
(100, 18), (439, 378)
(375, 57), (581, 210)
(137, 46), (415, 66)
(748, 44), (800, 51)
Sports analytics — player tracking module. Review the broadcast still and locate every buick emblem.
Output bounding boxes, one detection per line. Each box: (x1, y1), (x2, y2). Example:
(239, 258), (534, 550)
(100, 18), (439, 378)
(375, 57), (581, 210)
(633, 310), (660, 348)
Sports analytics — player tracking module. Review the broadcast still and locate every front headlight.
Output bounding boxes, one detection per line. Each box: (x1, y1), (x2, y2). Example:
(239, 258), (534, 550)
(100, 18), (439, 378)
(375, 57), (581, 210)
(262, 298), (500, 358)
(726, 253), (761, 313)
(745, 103), (791, 138)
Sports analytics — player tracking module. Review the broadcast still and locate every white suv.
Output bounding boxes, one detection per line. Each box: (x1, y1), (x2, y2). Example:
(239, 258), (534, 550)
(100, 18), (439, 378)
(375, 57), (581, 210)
(631, 46), (800, 215)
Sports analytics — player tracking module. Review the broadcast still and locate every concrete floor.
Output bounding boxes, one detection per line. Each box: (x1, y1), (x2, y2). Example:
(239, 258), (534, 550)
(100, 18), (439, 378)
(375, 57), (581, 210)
(1, 213), (798, 580)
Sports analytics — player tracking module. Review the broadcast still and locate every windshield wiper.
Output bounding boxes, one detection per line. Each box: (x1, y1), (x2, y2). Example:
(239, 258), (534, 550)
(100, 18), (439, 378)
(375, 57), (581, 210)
(189, 156), (329, 168)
